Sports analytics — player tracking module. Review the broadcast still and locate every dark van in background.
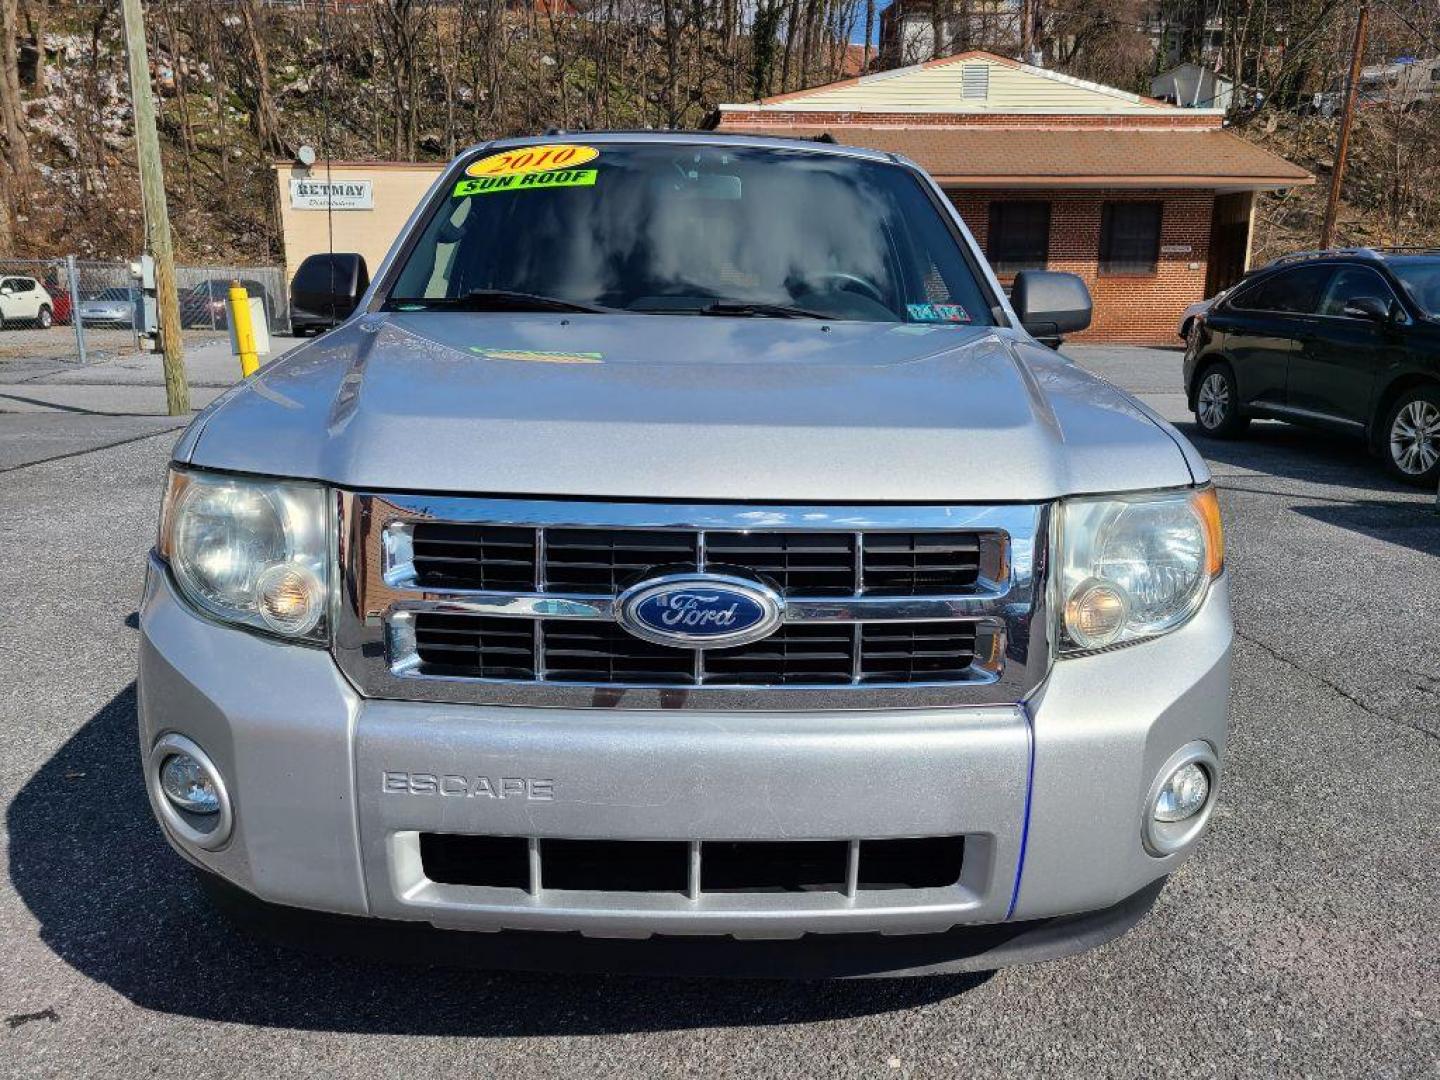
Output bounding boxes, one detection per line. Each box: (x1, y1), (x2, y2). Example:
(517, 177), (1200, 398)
(289, 252), (369, 336)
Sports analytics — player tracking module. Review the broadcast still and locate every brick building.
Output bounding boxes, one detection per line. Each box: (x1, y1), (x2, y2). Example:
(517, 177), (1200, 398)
(711, 51), (1311, 343)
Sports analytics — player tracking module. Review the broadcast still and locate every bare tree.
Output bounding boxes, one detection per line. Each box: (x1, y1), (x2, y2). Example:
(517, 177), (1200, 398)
(235, 0), (288, 157)
(0, 0), (32, 254)
(374, 0), (431, 158)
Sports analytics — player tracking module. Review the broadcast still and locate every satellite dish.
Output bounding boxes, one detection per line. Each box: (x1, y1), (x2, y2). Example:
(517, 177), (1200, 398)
(296, 145), (317, 167)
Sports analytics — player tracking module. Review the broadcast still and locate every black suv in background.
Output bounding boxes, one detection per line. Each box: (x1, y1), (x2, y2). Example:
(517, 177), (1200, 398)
(1184, 248), (1440, 485)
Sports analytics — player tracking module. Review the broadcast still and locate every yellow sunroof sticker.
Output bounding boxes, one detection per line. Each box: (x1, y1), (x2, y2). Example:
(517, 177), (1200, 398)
(465, 144), (599, 179)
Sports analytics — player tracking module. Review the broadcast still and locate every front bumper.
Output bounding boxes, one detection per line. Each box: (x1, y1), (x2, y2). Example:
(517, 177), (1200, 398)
(138, 555), (1231, 960)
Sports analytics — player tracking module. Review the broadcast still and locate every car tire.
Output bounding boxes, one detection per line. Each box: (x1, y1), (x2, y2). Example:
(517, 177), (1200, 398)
(1193, 362), (1249, 438)
(37, 305), (52, 329)
(1381, 386), (1440, 487)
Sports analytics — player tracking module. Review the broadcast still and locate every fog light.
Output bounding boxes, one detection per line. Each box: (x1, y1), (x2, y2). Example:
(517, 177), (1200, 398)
(147, 733), (233, 850)
(256, 563), (323, 636)
(1064, 578), (1129, 649)
(1143, 741), (1219, 857)
(1154, 762), (1209, 822)
(159, 752), (220, 814)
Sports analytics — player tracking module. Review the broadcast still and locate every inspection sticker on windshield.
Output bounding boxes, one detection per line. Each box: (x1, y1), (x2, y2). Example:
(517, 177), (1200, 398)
(907, 303), (971, 323)
(465, 144), (599, 178)
(454, 169), (597, 198)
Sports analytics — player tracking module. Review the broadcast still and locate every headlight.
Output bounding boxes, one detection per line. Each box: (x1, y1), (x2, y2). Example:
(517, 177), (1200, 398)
(158, 468), (331, 642)
(1057, 486), (1222, 655)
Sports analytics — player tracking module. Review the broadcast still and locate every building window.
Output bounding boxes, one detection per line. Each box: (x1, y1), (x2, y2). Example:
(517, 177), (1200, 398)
(987, 201), (1050, 275)
(1100, 201), (1163, 274)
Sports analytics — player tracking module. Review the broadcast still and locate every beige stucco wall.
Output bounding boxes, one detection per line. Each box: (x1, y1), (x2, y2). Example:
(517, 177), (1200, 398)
(273, 162), (444, 280)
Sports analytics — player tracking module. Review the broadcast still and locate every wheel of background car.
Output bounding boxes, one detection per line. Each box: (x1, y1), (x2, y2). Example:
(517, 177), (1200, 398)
(1194, 363), (1249, 438)
(38, 305), (52, 329)
(1382, 386), (1440, 487)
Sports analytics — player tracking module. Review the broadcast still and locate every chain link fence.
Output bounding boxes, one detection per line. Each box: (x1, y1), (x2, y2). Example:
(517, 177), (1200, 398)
(0, 257), (289, 364)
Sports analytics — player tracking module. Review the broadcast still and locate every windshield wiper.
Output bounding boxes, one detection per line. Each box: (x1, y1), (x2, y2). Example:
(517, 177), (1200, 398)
(395, 289), (610, 314)
(697, 300), (831, 320)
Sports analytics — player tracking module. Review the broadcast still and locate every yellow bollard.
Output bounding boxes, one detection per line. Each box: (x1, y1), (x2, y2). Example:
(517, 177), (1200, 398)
(228, 280), (259, 377)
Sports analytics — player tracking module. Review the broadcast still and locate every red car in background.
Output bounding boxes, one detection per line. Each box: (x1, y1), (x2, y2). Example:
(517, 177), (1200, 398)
(40, 271), (73, 325)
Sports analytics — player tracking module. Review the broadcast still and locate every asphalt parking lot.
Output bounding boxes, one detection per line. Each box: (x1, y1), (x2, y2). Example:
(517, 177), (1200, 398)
(1, 343), (1436, 1078)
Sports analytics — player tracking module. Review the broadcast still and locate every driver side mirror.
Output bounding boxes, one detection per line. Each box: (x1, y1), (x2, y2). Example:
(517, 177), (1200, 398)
(1342, 295), (1391, 321)
(292, 253), (370, 321)
(1011, 270), (1093, 346)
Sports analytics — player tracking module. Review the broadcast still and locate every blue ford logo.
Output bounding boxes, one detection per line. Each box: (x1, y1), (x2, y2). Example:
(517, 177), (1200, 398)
(616, 574), (784, 649)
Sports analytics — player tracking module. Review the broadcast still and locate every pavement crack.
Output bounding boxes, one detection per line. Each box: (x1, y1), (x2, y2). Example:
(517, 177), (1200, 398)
(6, 1007), (59, 1029)
(1235, 629), (1439, 746)
(1215, 480), (1432, 508)
(0, 425), (185, 475)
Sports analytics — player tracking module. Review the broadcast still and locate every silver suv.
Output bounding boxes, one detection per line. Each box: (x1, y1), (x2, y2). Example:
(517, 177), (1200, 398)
(140, 134), (1231, 977)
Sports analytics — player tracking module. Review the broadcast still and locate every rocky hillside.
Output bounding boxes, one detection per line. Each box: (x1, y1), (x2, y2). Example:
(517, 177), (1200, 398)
(6, 3), (1440, 268)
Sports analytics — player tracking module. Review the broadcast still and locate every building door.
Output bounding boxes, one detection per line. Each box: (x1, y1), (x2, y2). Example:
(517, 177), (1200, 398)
(1206, 192), (1253, 298)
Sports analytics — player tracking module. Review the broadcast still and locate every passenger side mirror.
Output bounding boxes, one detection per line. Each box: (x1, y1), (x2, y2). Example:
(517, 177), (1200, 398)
(1011, 270), (1093, 346)
(1342, 295), (1390, 321)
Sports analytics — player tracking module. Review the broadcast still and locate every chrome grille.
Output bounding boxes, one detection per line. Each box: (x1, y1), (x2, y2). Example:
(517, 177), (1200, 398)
(543, 529), (698, 594)
(410, 523), (535, 591)
(702, 532), (858, 595)
(861, 532), (983, 594)
(405, 525), (981, 599)
(339, 494), (1051, 709)
(407, 616), (982, 687)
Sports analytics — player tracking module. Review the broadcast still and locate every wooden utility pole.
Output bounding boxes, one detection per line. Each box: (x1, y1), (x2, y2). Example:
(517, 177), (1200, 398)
(120, 0), (189, 415)
(1320, 0), (1369, 250)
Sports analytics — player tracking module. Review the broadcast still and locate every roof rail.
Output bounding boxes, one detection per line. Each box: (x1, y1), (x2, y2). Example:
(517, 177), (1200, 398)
(1369, 245), (1440, 255)
(1265, 247), (1380, 267)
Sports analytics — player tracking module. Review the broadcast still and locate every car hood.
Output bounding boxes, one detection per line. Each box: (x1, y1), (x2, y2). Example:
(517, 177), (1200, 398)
(181, 312), (1201, 502)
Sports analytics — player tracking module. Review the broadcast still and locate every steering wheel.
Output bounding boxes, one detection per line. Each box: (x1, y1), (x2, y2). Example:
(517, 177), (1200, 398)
(807, 272), (886, 305)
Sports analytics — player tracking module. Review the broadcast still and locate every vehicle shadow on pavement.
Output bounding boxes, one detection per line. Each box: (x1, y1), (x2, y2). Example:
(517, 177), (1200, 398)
(1288, 501), (1440, 558)
(7, 684), (988, 1035)
(1176, 419), (1422, 496)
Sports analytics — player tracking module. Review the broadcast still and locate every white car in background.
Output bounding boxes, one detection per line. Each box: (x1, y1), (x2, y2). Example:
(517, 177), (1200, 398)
(0, 275), (55, 330)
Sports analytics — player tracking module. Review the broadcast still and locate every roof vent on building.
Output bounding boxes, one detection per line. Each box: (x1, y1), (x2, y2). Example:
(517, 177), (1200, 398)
(961, 63), (990, 100)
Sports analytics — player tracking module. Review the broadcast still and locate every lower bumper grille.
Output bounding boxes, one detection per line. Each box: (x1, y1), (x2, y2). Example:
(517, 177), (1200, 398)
(420, 834), (966, 896)
(412, 613), (983, 687)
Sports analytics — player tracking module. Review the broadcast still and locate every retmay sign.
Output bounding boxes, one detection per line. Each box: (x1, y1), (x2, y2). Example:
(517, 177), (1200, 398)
(290, 178), (374, 210)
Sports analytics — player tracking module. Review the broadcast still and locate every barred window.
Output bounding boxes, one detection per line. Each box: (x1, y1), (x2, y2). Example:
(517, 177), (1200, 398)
(987, 201), (1050, 275)
(1099, 201), (1163, 275)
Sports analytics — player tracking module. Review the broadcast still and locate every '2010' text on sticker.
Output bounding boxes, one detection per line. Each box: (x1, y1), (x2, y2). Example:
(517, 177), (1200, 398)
(465, 144), (599, 179)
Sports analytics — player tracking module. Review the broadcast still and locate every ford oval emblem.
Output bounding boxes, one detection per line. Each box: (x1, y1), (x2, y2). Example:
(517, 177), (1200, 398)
(616, 574), (784, 650)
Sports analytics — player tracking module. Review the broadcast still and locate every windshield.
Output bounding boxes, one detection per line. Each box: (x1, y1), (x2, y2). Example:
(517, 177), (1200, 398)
(386, 142), (995, 325)
(89, 288), (131, 301)
(1387, 258), (1440, 318)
